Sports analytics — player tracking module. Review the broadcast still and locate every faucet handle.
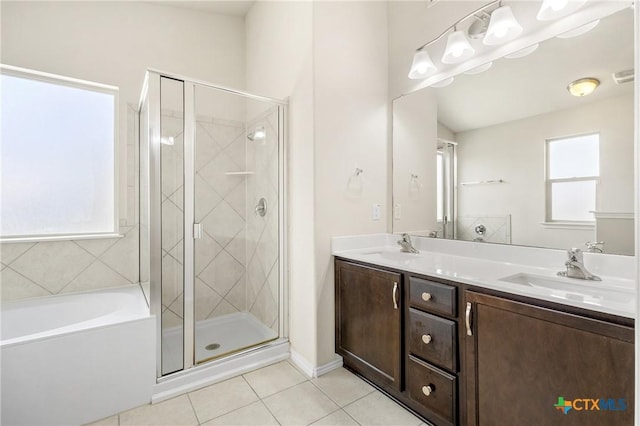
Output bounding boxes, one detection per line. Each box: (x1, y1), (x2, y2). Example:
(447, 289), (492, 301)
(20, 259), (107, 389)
(567, 247), (583, 262)
(400, 233), (411, 242)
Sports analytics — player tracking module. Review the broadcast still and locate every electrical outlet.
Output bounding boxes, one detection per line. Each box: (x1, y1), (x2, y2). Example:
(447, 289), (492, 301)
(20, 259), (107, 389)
(394, 203), (401, 220)
(372, 203), (381, 221)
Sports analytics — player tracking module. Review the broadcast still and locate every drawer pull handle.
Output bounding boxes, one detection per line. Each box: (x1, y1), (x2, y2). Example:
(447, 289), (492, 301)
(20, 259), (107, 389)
(421, 334), (432, 344)
(422, 385), (434, 396)
(392, 282), (399, 310)
(421, 292), (432, 302)
(466, 302), (473, 336)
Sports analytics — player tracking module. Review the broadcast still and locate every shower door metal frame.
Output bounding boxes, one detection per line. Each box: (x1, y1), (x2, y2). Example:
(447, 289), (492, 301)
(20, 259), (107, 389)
(142, 69), (289, 380)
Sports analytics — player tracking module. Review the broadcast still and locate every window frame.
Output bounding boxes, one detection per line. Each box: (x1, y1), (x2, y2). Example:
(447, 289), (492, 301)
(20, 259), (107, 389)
(0, 64), (120, 243)
(544, 132), (599, 226)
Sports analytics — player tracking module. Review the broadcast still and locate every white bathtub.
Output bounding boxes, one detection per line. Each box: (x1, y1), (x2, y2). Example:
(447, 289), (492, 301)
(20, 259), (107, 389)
(1, 284), (155, 426)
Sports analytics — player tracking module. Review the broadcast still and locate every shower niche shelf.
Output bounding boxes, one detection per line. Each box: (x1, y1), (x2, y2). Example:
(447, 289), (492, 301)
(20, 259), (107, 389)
(224, 171), (255, 176)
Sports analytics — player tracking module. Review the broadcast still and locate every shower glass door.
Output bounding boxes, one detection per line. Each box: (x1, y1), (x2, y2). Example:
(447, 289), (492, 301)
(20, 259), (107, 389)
(192, 85), (280, 364)
(140, 70), (286, 378)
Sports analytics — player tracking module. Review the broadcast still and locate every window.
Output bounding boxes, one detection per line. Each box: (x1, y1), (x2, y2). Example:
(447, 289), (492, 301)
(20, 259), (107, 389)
(1, 65), (118, 240)
(546, 133), (599, 223)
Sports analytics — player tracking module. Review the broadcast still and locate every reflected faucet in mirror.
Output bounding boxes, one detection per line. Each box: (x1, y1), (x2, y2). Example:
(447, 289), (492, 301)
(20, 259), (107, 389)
(557, 248), (601, 281)
(398, 233), (419, 254)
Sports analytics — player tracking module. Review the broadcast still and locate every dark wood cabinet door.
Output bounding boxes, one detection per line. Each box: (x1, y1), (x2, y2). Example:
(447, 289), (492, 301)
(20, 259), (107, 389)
(464, 291), (634, 426)
(335, 260), (402, 390)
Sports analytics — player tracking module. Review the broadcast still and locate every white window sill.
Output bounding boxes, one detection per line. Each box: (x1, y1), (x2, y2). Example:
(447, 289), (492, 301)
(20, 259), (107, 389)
(0, 233), (124, 244)
(539, 222), (595, 230)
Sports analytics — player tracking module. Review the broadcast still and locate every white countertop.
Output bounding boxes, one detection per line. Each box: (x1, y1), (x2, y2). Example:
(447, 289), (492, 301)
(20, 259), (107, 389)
(332, 234), (636, 319)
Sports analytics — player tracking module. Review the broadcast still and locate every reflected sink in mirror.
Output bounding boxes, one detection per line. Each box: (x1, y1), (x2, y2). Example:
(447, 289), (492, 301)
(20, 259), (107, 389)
(499, 273), (632, 304)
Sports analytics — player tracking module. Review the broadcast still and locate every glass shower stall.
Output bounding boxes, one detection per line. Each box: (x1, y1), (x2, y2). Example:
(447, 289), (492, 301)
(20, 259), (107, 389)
(139, 70), (287, 378)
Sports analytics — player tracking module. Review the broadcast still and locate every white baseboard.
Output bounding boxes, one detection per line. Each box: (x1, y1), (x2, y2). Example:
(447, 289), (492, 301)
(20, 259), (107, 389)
(290, 349), (343, 378)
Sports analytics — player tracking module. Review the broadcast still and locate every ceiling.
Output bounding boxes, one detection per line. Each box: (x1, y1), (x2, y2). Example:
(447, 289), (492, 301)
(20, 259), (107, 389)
(435, 5), (634, 134)
(149, 1), (255, 17)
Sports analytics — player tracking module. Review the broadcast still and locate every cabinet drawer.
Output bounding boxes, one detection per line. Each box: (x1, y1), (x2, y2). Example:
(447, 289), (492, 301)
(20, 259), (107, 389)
(408, 309), (457, 372)
(407, 355), (457, 426)
(409, 277), (457, 317)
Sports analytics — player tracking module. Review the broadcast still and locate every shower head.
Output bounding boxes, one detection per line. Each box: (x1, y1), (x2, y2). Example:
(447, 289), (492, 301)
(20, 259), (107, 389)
(247, 126), (265, 142)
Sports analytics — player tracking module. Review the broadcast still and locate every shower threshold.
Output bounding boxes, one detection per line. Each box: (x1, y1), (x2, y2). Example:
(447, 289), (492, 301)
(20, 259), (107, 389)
(162, 312), (278, 373)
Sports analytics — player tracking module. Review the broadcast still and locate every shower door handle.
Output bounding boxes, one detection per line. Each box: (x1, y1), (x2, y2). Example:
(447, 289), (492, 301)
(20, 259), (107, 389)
(193, 223), (203, 239)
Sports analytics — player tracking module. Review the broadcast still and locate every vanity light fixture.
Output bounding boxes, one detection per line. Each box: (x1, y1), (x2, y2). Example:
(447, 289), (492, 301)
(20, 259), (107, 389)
(408, 0), (524, 80)
(483, 5), (523, 45)
(537, 0), (586, 21)
(567, 77), (600, 97)
(408, 50), (437, 79)
(556, 19), (599, 38)
(504, 43), (539, 59)
(464, 62), (493, 75)
(431, 77), (455, 88)
(442, 29), (475, 64)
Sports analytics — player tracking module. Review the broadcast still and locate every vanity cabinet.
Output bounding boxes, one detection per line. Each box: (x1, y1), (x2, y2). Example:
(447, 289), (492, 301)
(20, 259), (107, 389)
(334, 258), (634, 426)
(335, 259), (402, 390)
(405, 276), (459, 426)
(464, 291), (634, 426)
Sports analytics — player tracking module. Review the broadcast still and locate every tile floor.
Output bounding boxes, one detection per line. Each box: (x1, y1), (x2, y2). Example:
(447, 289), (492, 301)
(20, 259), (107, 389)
(87, 360), (425, 426)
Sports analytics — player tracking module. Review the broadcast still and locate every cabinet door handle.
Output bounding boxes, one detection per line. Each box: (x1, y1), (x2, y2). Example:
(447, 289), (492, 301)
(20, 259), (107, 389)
(422, 385), (434, 396)
(465, 302), (473, 336)
(422, 334), (432, 344)
(392, 282), (399, 309)
(421, 292), (432, 302)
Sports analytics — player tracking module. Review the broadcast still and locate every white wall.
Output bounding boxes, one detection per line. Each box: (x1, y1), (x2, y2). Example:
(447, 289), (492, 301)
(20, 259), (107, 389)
(245, 1), (317, 365)
(0, 1), (245, 300)
(246, 1), (388, 368)
(2, 0), (245, 215)
(313, 1), (389, 366)
(456, 94), (634, 251)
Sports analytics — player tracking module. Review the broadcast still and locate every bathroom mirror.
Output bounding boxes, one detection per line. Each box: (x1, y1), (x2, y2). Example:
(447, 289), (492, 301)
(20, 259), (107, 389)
(392, 6), (635, 255)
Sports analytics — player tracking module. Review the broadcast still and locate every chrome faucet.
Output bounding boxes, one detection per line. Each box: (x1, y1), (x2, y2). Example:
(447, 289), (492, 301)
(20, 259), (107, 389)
(397, 233), (419, 254)
(557, 248), (601, 281)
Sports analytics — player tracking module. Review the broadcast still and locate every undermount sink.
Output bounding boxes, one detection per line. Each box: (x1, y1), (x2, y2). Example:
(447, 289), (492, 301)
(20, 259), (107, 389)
(499, 273), (632, 303)
(358, 250), (418, 263)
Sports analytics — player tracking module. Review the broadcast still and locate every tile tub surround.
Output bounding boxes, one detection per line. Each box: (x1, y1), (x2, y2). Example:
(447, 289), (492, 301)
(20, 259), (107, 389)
(332, 233), (636, 318)
(87, 361), (424, 426)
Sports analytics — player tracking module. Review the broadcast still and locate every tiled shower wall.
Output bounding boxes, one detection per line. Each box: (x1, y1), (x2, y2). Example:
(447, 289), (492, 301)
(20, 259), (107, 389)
(160, 114), (250, 328)
(246, 108), (280, 333)
(0, 105), (140, 301)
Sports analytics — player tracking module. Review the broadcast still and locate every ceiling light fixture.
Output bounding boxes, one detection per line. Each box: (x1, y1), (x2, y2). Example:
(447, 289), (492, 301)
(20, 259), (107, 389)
(537, 0), (586, 21)
(567, 77), (600, 97)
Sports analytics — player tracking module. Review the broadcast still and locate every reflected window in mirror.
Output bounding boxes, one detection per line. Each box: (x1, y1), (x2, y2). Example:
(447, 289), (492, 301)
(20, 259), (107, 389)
(546, 134), (599, 223)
